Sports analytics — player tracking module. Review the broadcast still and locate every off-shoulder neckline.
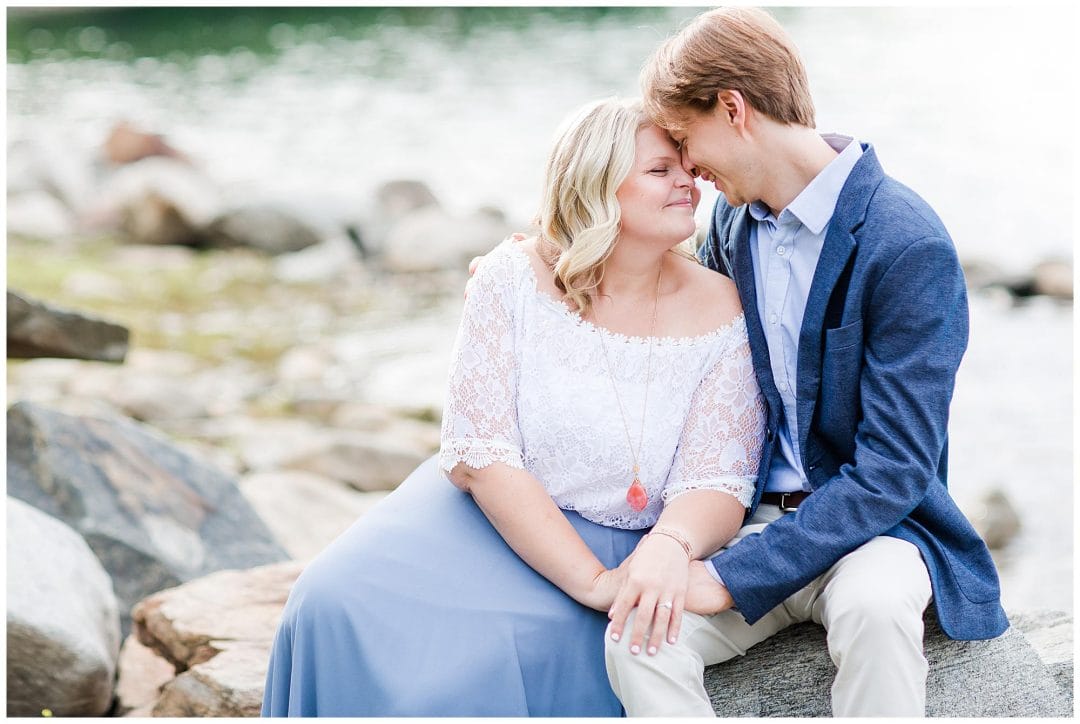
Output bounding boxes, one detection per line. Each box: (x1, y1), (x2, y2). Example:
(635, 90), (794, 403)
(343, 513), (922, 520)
(499, 239), (746, 347)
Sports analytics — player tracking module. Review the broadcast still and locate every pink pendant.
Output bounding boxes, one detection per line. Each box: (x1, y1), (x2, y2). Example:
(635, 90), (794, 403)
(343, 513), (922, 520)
(626, 479), (648, 512)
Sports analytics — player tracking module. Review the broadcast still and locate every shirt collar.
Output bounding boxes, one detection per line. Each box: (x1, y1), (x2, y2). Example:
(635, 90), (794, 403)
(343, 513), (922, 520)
(748, 134), (863, 235)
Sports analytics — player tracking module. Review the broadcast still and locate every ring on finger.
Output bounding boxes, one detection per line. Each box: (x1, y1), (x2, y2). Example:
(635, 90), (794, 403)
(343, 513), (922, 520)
(657, 601), (673, 609)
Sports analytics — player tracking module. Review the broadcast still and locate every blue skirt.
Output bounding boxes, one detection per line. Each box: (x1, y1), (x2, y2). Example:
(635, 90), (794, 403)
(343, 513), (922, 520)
(261, 455), (646, 716)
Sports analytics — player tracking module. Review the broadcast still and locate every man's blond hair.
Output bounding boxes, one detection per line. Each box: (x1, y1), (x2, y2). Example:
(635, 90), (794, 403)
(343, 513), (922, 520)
(641, 7), (815, 130)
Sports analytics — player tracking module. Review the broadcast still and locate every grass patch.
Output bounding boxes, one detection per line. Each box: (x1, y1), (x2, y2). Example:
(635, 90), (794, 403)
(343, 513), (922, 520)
(7, 235), (371, 369)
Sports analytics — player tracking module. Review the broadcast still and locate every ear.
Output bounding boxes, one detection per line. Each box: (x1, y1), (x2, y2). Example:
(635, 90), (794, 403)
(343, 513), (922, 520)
(716, 90), (747, 130)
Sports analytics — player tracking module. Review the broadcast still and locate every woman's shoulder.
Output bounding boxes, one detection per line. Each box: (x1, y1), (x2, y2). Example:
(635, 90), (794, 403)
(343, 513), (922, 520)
(666, 252), (743, 334)
(471, 234), (536, 289)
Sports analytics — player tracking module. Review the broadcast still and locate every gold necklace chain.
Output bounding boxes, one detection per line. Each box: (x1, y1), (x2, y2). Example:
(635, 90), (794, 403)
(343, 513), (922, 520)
(595, 257), (663, 511)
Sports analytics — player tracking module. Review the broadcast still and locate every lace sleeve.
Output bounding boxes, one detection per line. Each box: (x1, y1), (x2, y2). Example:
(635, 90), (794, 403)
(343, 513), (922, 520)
(438, 245), (526, 475)
(661, 330), (765, 508)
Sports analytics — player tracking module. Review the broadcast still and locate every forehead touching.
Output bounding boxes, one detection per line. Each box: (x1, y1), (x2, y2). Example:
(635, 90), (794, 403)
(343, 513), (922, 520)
(634, 124), (681, 161)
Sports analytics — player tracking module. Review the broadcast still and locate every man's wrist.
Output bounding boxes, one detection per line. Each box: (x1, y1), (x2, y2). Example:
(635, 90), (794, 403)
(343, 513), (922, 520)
(704, 558), (725, 586)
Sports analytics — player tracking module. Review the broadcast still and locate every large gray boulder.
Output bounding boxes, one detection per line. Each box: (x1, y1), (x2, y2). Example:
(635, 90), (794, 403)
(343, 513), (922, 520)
(6, 401), (289, 636)
(704, 609), (1073, 716)
(7, 290), (129, 362)
(6, 497), (121, 717)
(1011, 608), (1074, 710)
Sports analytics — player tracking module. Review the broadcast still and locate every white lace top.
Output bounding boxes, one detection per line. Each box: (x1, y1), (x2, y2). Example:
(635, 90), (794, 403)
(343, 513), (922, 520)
(439, 239), (766, 530)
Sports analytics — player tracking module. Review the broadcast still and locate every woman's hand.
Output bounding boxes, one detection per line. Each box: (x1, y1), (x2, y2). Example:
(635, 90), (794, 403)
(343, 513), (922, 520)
(607, 533), (691, 656)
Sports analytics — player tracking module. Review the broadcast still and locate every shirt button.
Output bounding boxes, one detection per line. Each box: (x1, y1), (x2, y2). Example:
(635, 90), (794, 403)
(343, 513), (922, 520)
(779, 382), (788, 391)
(769, 313), (778, 324)
(777, 246), (786, 255)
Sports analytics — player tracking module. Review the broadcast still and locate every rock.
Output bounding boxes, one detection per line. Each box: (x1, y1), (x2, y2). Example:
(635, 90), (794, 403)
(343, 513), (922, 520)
(65, 356), (265, 423)
(331, 403), (442, 450)
(273, 234), (362, 283)
(114, 634), (175, 716)
(90, 371), (211, 422)
(960, 257), (1006, 291)
(280, 430), (431, 492)
(1031, 259), (1072, 300)
(89, 156), (222, 233)
(380, 206), (512, 273)
(7, 290), (130, 362)
(121, 191), (205, 247)
(276, 344), (334, 384)
(358, 179), (442, 258)
(131, 560), (306, 717)
(231, 418), (328, 472)
(6, 497), (121, 717)
(1011, 608), (1074, 706)
(6, 189), (78, 239)
(986, 259), (1074, 302)
(703, 609), (1072, 716)
(968, 488), (1022, 550)
(362, 350), (451, 419)
(103, 121), (187, 165)
(131, 561), (1071, 718)
(6, 401), (289, 636)
(152, 644), (270, 717)
(6, 136), (97, 218)
(375, 179), (440, 217)
(239, 471), (388, 560)
(204, 205), (321, 255)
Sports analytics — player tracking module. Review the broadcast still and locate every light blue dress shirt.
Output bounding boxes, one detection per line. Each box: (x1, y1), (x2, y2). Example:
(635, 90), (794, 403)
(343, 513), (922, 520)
(705, 134), (862, 585)
(750, 134), (863, 493)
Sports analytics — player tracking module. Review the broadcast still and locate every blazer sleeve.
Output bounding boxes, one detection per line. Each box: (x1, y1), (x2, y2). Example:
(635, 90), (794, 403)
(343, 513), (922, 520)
(711, 234), (969, 623)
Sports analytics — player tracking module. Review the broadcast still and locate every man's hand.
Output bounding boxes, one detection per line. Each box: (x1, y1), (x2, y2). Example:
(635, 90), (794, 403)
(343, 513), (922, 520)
(465, 233), (527, 299)
(684, 560), (735, 616)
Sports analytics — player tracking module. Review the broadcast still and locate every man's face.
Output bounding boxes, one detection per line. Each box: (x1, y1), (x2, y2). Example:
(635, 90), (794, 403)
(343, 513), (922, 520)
(668, 106), (754, 207)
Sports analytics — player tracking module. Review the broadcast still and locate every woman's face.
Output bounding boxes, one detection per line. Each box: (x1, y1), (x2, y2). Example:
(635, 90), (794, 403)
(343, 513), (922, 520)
(615, 124), (700, 247)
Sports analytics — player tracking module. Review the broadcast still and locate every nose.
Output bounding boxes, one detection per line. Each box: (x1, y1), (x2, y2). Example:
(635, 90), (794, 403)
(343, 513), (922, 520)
(680, 147), (700, 178)
(674, 162), (695, 188)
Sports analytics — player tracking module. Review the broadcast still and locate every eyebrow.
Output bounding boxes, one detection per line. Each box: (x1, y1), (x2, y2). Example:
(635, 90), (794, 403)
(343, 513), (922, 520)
(644, 154), (680, 165)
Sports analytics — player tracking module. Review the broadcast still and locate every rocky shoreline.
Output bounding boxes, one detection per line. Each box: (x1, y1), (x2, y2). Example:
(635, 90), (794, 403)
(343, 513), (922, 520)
(6, 123), (1073, 716)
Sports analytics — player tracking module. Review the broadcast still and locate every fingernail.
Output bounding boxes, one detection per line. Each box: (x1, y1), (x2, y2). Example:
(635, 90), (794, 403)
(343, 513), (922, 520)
(669, 636), (677, 644)
(630, 645), (640, 655)
(610, 632), (620, 642)
(647, 646), (657, 656)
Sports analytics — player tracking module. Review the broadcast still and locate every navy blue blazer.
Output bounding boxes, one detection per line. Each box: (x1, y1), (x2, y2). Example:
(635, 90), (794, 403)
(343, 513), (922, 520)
(699, 144), (1008, 641)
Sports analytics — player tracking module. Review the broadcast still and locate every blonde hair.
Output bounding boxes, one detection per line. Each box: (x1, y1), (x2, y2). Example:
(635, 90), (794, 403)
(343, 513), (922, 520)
(641, 7), (815, 131)
(538, 97), (691, 315)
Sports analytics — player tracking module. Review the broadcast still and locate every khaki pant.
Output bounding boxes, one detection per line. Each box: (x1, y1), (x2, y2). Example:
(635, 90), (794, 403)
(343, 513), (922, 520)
(605, 505), (933, 717)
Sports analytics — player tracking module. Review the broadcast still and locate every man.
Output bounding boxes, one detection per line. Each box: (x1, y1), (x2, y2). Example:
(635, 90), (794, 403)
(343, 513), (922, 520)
(603, 7), (1007, 717)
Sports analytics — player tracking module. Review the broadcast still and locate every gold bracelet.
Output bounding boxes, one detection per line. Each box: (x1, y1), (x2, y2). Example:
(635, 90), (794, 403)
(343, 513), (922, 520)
(647, 527), (693, 559)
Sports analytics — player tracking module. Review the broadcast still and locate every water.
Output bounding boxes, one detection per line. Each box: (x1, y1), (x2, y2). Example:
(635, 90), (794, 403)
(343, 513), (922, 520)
(7, 7), (1074, 614)
(7, 6), (1074, 270)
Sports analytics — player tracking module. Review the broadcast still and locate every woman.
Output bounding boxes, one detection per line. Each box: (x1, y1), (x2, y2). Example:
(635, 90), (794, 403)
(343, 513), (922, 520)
(261, 98), (765, 717)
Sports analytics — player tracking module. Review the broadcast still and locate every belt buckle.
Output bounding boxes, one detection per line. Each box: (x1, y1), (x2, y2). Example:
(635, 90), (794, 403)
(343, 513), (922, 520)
(778, 493), (799, 513)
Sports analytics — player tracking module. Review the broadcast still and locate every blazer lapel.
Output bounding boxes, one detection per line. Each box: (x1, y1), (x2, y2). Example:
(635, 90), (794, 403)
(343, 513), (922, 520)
(795, 144), (883, 454)
(729, 207), (782, 412)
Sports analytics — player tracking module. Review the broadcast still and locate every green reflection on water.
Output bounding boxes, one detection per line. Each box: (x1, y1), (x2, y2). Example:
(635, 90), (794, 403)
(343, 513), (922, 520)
(6, 7), (710, 62)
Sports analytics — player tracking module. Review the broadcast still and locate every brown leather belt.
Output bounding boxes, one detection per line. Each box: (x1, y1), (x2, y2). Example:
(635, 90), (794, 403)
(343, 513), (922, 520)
(760, 491), (811, 512)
